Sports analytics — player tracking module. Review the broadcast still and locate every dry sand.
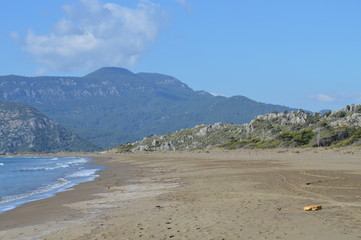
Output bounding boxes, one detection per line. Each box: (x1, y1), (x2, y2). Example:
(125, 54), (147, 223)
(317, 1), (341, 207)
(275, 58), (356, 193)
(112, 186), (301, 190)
(1, 148), (361, 239)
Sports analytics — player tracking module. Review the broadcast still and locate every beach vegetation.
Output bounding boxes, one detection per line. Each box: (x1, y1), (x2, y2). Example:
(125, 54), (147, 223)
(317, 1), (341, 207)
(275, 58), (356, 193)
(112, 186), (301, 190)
(112, 105), (361, 152)
(322, 111), (332, 117)
(115, 143), (133, 152)
(277, 129), (314, 146)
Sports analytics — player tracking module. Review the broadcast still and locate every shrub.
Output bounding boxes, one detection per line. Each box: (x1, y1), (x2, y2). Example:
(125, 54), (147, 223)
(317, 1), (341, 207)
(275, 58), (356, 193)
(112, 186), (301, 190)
(317, 121), (328, 127)
(222, 138), (261, 149)
(278, 132), (293, 141)
(322, 111), (332, 117)
(277, 129), (314, 146)
(116, 143), (133, 152)
(355, 105), (361, 113)
(334, 111), (347, 118)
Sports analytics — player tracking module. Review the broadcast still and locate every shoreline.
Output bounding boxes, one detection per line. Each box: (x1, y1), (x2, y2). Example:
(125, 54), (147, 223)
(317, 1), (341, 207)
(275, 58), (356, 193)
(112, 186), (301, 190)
(0, 155), (103, 215)
(0, 153), (136, 232)
(1, 148), (361, 239)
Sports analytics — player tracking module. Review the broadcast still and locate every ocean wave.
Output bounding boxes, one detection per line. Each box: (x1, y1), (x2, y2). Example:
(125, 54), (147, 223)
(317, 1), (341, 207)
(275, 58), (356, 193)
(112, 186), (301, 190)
(0, 178), (70, 204)
(20, 164), (66, 171)
(20, 158), (89, 171)
(66, 158), (88, 165)
(67, 169), (99, 178)
(0, 157), (102, 214)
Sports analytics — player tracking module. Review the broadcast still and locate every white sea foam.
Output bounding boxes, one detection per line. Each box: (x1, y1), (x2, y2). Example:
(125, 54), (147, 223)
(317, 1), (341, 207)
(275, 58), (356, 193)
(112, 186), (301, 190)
(0, 156), (102, 214)
(68, 169), (98, 178)
(20, 158), (89, 171)
(20, 165), (65, 171)
(0, 178), (70, 204)
(66, 158), (88, 165)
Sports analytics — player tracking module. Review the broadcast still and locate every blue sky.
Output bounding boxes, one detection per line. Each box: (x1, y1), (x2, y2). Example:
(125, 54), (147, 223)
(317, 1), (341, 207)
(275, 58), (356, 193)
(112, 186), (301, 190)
(1, 0), (361, 112)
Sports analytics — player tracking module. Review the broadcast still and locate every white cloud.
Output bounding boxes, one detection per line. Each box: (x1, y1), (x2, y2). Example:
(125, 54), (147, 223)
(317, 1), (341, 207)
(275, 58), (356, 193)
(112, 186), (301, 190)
(310, 94), (335, 103)
(175, 0), (192, 12)
(23, 0), (164, 73)
(9, 31), (20, 41)
(176, 0), (188, 6)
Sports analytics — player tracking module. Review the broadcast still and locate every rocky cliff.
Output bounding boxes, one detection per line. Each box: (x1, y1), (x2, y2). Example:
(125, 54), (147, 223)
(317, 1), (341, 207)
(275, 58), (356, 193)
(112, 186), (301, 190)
(0, 101), (99, 153)
(114, 105), (361, 152)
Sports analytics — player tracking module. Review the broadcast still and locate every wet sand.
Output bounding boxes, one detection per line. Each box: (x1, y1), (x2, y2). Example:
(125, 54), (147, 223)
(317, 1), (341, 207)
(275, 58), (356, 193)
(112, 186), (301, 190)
(1, 148), (361, 239)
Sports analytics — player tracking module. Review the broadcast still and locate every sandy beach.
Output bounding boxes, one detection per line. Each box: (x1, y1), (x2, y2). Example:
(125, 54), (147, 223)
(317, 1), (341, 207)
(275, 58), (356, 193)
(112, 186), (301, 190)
(1, 148), (361, 239)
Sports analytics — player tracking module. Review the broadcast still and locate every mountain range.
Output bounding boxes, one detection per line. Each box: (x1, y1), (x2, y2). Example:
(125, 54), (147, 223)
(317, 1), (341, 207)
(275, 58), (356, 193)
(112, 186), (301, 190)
(0, 101), (99, 153)
(0, 67), (295, 149)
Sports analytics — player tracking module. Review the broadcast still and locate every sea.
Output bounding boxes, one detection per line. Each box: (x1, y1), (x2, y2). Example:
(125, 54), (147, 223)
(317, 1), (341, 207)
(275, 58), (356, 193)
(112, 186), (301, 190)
(0, 156), (104, 214)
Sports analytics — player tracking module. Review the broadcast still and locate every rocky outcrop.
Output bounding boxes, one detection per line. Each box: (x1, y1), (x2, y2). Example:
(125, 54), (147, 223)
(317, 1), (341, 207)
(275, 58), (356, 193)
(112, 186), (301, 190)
(0, 101), (99, 153)
(114, 105), (361, 152)
(196, 123), (225, 137)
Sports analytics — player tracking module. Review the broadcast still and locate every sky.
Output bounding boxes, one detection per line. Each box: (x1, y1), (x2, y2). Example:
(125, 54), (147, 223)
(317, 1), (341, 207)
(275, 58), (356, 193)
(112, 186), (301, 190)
(1, 0), (361, 112)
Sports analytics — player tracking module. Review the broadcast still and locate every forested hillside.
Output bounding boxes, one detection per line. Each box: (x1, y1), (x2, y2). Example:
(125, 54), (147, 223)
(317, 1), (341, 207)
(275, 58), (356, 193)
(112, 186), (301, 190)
(0, 67), (295, 148)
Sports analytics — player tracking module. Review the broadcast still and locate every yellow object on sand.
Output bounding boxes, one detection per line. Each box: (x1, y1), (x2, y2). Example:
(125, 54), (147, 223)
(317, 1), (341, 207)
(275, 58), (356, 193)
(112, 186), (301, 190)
(303, 205), (322, 211)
